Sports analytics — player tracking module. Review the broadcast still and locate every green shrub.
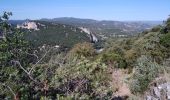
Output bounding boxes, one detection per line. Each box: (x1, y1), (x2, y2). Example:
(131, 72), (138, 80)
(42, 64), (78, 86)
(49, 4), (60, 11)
(102, 53), (121, 63)
(50, 57), (113, 99)
(130, 55), (162, 93)
(69, 42), (95, 58)
(124, 48), (139, 68)
(102, 52), (127, 68)
(151, 26), (161, 32)
(160, 32), (170, 47)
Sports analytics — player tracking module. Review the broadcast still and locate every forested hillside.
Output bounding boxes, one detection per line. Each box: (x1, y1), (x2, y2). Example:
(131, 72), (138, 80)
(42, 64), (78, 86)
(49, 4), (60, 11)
(17, 21), (91, 48)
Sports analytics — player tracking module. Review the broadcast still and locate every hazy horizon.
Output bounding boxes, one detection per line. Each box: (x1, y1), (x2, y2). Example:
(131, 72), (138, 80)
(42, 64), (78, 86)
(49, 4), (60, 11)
(1, 0), (170, 21)
(10, 17), (164, 22)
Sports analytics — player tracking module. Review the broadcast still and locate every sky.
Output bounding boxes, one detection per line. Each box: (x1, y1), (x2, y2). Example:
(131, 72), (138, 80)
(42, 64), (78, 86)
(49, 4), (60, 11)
(0, 0), (170, 21)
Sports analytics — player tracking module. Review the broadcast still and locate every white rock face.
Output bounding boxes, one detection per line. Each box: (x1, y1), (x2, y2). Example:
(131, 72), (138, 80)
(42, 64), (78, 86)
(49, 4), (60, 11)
(146, 82), (170, 100)
(79, 27), (98, 43)
(91, 33), (98, 43)
(79, 27), (91, 35)
(17, 21), (39, 30)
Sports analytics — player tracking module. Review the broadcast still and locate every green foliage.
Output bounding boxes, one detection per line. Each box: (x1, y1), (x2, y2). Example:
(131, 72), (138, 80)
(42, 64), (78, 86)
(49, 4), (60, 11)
(102, 53), (121, 64)
(102, 52), (127, 68)
(151, 25), (161, 32)
(160, 32), (170, 48)
(0, 12), (12, 39)
(1, 12), (12, 20)
(0, 12), (36, 99)
(69, 42), (95, 58)
(159, 17), (170, 48)
(130, 55), (162, 93)
(50, 57), (113, 99)
(124, 48), (139, 67)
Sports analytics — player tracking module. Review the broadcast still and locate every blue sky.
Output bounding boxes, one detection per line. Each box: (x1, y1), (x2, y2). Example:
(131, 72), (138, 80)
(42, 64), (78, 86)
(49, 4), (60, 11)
(0, 0), (170, 21)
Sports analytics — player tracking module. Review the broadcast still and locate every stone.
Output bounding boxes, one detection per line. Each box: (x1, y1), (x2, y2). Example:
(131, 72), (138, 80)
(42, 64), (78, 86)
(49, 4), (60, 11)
(146, 96), (152, 100)
(153, 87), (160, 98)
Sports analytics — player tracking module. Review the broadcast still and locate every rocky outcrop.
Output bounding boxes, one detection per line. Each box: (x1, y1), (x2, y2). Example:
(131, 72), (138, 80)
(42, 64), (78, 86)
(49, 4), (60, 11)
(17, 21), (39, 30)
(79, 27), (98, 43)
(145, 81), (170, 100)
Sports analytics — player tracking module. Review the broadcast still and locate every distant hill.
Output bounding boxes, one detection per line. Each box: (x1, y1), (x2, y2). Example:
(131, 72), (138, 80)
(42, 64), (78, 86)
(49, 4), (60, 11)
(9, 20), (26, 25)
(40, 17), (162, 39)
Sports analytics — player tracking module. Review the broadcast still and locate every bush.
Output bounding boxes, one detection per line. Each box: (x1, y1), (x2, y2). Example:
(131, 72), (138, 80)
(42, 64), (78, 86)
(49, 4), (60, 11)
(102, 52), (127, 68)
(102, 53), (121, 63)
(50, 57), (113, 99)
(124, 49), (139, 68)
(130, 55), (162, 93)
(160, 32), (170, 47)
(69, 42), (95, 58)
(151, 26), (161, 32)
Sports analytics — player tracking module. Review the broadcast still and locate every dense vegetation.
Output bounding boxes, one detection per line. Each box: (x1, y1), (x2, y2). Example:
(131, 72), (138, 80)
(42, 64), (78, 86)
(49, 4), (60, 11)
(0, 12), (170, 100)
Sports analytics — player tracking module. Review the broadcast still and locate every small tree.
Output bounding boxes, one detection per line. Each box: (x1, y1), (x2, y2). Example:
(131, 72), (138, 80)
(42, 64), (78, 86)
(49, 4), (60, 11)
(0, 12), (41, 99)
(0, 12), (12, 40)
(160, 16), (170, 48)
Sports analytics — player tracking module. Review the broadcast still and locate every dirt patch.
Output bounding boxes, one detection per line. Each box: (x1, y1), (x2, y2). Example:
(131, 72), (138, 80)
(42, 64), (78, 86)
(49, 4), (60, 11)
(112, 69), (131, 98)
